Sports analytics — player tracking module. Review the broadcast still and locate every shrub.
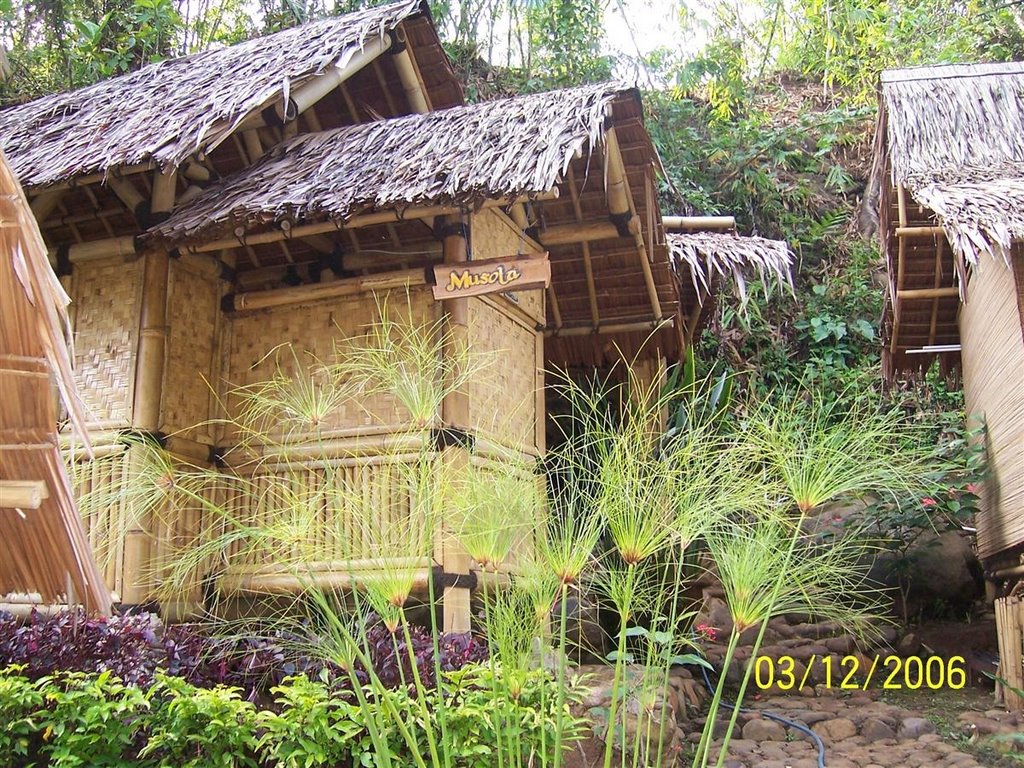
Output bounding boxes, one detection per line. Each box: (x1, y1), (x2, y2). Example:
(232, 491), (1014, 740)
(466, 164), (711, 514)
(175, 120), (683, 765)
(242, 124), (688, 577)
(141, 674), (260, 768)
(0, 667), (45, 766)
(258, 675), (364, 768)
(361, 623), (488, 691)
(0, 611), (163, 686)
(35, 670), (148, 767)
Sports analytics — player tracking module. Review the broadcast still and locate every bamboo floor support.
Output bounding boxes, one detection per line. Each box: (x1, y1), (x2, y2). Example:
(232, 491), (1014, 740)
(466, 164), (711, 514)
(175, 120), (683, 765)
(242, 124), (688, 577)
(996, 596), (1024, 711)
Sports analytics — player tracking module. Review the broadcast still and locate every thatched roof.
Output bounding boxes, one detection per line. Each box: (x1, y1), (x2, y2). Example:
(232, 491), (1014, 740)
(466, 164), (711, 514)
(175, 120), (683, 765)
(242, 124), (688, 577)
(881, 62), (1024, 271)
(877, 62), (1024, 376)
(0, 151), (111, 614)
(150, 84), (619, 247)
(667, 231), (794, 305)
(0, 0), (435, 187)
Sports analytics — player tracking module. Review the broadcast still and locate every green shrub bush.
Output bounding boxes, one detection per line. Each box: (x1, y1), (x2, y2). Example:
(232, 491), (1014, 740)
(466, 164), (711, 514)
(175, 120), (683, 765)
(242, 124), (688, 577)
(0, 663), (587, 768)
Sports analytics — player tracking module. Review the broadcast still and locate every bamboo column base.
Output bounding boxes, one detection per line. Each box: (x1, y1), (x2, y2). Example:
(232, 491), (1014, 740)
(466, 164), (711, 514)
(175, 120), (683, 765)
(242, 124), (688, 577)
(995, 596), (1024, 711)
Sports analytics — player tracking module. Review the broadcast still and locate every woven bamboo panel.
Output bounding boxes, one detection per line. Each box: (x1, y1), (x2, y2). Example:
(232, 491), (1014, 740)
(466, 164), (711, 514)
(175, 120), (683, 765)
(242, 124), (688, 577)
(470, 209), (545, 323)
(70, 260), (141, 427)
(71, 449), (131, 596)
(962, 249), (1024, 560)
(220, 287), (440, 442)
(468, 298), (539, 450)
(221, 454), (427, 565)
(162, 260), (222, 441)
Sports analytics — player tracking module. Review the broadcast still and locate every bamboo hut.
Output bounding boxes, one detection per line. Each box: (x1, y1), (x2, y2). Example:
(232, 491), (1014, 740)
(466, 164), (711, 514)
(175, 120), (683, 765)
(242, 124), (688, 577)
(0, 0), (791, 628)
(0, 151), (111, 615)
(875, 62), (1024, 674)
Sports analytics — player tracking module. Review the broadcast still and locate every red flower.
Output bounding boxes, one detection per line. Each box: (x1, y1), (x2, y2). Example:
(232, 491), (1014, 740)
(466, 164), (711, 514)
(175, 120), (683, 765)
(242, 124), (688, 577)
(695, 622), (718, 642)
(966, 483), (980, 494)
(921, 497), (937, 507)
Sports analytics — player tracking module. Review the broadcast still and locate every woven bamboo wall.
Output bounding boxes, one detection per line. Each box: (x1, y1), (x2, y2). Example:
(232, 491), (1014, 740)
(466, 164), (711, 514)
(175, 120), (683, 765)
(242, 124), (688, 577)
(161, 260), (223, 442)
(471, 209), (545, 324)
(219, 286), (440, 443)
(468, 297), (542, 453)
(962, 246), (1024, 560)
(69, 259), (141, 428)
(219, 451), (428, 567)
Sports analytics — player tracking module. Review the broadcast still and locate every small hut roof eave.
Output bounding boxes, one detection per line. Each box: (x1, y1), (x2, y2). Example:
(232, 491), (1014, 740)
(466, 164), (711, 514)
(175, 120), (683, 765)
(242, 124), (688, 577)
(148, 84), (631, 247)
(879, 61), (1024, 270)
(0, 0), (457, 188)
(877, 60), (1024, 377)
(666, 231), (794, 307)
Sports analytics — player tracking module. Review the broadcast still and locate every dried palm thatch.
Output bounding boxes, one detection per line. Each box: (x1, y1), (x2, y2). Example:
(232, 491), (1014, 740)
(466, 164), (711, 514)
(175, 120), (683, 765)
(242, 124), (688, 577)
(149, 84), (620, 247)
(881, 62), (1024, 273)
(0, 150), (110, 614)
(667, 231), (794, 305)
(0, 0), (427, 187)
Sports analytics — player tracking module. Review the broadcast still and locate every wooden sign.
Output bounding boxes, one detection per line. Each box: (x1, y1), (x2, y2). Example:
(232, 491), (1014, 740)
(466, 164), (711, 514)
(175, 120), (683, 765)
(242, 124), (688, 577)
(432, 253), (550, 300)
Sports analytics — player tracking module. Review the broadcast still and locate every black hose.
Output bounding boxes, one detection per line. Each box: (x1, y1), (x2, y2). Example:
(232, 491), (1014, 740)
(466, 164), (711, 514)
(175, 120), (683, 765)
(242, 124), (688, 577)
(697, 658), (828, 768)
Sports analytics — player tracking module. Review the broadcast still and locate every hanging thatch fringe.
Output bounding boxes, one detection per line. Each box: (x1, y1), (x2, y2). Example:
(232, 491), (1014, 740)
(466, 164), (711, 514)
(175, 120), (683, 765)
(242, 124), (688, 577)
(666, 231), (794, 305)
(0, 150), (110, 614)
(0, 0), (427, 186)
(148, 84), (623, 247)
(881, 62), (1024, 277)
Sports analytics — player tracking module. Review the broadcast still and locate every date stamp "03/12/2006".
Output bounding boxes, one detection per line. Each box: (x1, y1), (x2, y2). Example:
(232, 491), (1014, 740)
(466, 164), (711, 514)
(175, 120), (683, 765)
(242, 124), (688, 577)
(753, 654), (968, 692)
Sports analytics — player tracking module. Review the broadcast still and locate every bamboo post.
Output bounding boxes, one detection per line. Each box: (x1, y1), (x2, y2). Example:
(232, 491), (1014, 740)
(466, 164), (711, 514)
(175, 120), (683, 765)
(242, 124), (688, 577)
(890, 185), (908, 354)
(390, 27), (430, 114)
(439, 214), (473, 633)
(604, 126), (662, 321)
(123, 168), (177, 606)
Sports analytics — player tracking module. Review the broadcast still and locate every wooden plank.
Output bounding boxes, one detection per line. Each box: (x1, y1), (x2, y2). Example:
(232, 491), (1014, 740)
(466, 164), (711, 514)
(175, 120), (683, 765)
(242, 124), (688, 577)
(431, 253), (550, 300)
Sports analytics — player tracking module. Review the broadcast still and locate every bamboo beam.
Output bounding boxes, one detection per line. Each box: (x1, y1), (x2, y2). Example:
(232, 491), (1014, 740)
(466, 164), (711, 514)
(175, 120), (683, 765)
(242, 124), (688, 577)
(897, 287), (959, 300)
(29, 189), (66, 222)
(604, 126), (662, 321)
(440, 214), (472, 633)
(42, 205), (123, 228)
(545, 317), (674, 337)
(228, 267), (427, 312)
(895, 225), (945, 238)
(0, 481), (48, 509)
(546, 285), (563, 330)
(662, 215), (736, 231)
(26, 163), (154, 194)
(186, 193), (555, 255)
(566, 165), (600, 328)
(928, 237), (945, 346)
(218, 566), (432, 596)
(538, 219), (638, 247)
(241, 129), (264, 163)
(105, 175), (145, 215)
(230, 35), (392, 135)
(390, 27), (430, 113)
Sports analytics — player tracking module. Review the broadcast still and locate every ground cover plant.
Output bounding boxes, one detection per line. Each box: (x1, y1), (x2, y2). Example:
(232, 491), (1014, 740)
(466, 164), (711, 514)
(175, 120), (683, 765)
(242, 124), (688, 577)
(16, 301), (944, 768)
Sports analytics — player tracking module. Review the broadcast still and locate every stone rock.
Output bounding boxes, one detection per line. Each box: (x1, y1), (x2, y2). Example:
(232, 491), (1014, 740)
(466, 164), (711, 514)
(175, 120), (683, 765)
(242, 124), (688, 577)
(898, 716), (936, 739)
(869, 531), (982, 617)
(741, 717), (787, 741)
(695, 595), (735, 638)
(817, 717), (858, 742)
(861, 718), (897, 741)
(897, 632), (921, 656)
(555, 594), (609, 663)
(826, 635), (855, 654)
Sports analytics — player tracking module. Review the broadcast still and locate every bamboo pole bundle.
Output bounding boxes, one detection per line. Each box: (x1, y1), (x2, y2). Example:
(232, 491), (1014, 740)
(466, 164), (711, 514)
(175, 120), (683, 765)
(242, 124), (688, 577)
(439, 214), (473, 633)
(0, 150), (110, 614)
